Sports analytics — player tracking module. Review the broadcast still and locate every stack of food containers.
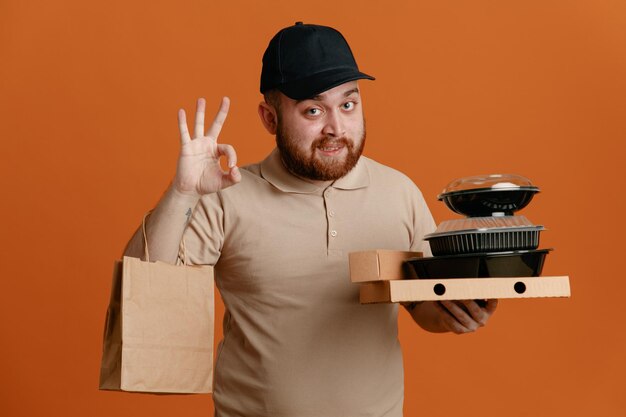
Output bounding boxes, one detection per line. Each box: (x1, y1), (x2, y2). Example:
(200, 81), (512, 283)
(407, 174), (551, 279)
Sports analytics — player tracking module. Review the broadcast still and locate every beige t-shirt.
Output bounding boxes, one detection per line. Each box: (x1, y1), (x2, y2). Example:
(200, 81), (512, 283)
(182, 148), (436, 417)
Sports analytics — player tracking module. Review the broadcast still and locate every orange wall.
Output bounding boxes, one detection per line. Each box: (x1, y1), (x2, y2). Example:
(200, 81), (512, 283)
(1, 1), (625, 416)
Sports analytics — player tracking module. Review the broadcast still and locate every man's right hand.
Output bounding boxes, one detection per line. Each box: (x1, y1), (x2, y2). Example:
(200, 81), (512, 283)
(174, 97), (241, 196)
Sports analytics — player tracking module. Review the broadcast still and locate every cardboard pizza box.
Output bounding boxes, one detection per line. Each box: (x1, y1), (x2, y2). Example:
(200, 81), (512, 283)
(349, 250), (571, 303)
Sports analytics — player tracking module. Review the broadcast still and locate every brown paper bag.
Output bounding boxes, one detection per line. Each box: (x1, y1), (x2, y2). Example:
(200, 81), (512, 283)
(99, 215), (214, 394)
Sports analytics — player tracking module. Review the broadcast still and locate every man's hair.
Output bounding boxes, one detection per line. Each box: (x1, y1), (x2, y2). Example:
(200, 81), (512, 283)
(263, 89), (282, 114)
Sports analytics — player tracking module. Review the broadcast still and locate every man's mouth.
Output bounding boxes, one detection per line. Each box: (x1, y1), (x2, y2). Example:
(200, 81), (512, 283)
(317, 146), (344, 156)
(316, 140), (347, 156)
(319, 144), (343, 151)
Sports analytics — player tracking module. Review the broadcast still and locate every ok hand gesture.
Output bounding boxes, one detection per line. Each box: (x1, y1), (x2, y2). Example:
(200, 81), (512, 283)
(174, 97), (241, 196)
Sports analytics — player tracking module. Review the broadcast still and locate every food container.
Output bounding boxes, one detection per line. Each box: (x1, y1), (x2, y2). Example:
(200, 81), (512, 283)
(438, 174), (540, 217)
(405, 249), (551, 279)
(425, 216), (545, 256)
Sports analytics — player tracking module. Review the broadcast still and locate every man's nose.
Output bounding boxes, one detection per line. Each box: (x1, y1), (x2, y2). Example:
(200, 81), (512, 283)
(321, 109), (345, 137)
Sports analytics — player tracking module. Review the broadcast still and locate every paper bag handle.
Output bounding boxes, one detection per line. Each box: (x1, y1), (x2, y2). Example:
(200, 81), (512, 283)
(141, 211), (151, 262)
(141, 210), (189, 265)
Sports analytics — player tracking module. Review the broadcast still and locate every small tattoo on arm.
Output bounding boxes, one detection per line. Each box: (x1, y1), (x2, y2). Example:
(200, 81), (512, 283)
(185, 208), (192, 223)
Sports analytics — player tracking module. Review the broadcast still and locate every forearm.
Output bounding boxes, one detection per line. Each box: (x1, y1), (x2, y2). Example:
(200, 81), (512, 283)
(123, 185), (201, 264)
(123, 97), (238, 263)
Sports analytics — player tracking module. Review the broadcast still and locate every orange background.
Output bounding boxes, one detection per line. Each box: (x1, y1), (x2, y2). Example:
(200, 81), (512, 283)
(1, 1), (625, 416)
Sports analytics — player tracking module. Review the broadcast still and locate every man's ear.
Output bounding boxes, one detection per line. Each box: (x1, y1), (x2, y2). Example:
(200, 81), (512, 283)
(258, 102), (278, 135)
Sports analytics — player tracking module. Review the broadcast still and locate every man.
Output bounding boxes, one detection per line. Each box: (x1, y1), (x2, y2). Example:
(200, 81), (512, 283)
(124, 22), (497, 416)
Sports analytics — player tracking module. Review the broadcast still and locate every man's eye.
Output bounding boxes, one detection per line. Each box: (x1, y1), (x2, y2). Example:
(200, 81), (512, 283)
(307, 108), (321, 116)
(343, 101), (356, 110)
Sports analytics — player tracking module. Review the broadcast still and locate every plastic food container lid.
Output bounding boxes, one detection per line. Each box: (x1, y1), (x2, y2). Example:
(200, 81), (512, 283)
(425, 215), (545, 239)
(438, 174), (539, 198)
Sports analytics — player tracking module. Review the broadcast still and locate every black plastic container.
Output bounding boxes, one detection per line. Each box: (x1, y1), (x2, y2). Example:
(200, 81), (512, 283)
(439, 189), (539, 217)
(437, 174), (540, 217)
(426, 227), (543, 256)
(405, 249), (551, 279)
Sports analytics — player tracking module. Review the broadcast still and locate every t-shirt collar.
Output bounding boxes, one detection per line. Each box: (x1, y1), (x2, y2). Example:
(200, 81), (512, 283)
(260, 148), (370, 194)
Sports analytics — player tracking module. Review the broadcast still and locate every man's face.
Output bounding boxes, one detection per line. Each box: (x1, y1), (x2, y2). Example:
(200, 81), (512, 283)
(274, 81), (366, 181)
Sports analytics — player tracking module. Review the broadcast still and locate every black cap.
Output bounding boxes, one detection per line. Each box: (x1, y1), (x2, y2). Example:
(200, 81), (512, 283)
(260, 22), (375, 100)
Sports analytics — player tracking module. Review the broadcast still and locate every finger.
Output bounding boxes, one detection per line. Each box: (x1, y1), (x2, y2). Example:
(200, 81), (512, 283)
(206, 97), (230, 141)
(441, 300), (480, 332)
(433, 302), (471, 334)
(178, 109), (191, 145)
(217, 144), (238, 168)
(485, 299), (499, 314)
(219, 166), (242, 189)
(459, 300), (488, 326)
(193, 98), (206, 139)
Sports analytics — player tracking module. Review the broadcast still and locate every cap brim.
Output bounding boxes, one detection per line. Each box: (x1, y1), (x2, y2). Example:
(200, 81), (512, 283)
(278, 69), (375, 100)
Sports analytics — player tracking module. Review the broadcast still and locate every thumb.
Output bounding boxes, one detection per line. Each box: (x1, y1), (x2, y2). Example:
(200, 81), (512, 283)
(219, 166), (242, 190)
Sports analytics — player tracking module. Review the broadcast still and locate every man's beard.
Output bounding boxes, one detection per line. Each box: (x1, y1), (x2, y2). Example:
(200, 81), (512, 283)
(275, 121), (366, 181)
